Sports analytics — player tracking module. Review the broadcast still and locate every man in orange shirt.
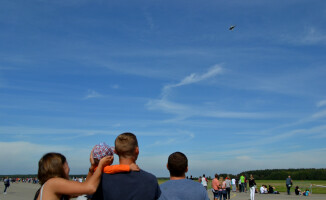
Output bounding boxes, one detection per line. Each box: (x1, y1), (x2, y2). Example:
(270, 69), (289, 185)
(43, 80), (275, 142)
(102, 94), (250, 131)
(211, 174), (220, 200)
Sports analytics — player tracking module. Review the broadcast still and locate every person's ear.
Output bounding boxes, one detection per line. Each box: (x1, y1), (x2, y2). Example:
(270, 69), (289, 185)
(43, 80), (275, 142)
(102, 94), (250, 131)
(135, 147), (139, 155)
(166, 163), (169, 170)
(185, 166), (188, 173)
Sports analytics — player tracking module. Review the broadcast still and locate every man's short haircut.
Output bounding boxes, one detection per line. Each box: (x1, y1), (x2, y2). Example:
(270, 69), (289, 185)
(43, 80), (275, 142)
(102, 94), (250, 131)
(167, 152), (188, 177)
(115, 132), (138, 158)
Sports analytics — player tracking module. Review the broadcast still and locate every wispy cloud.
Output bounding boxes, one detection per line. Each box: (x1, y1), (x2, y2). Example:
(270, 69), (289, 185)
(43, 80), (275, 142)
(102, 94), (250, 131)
(163, 65), (223, 97)
(317, 100), (326, 107)
(283, 26), (326, 45)
(111, 84), (120, 89)
(84, 89), (102, 99)
(147, 98), (269, 120)
(147, 66), (271, 120)
(312, 110), (326, 119)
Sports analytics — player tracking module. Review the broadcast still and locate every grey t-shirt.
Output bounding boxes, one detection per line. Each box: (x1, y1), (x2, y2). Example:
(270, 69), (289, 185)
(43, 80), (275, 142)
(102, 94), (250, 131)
(225, 179), (231, 188)
(159, 179), (209, 200)
(286, 177), (292, 185)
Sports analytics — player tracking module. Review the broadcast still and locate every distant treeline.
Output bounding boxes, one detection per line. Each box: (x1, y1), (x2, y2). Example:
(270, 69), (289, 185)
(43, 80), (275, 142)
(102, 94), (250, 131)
(2, 168), (326, 180)
(238, 168), (326, 180)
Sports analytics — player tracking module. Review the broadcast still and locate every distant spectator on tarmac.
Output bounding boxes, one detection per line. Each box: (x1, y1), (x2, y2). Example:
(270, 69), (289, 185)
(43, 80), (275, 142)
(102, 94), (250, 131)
(249, 174), (256, 200)
(240, 175), (245, 192)
(225, 177), (231, 199)
(211, 174), (220, 200)
(3, 177), (10, 194)
(231, 177), (236, 192)
(286, 175), (293, 195)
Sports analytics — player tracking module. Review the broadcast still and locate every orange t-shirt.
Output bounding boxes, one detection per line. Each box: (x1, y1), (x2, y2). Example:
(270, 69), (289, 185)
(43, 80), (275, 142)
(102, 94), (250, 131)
(212, 178), (220, 191)
(94, 165), (130, 174)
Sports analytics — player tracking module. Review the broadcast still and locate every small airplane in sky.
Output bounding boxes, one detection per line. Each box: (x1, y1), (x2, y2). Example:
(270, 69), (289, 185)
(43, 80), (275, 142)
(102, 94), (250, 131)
(229, 25), (236, 31)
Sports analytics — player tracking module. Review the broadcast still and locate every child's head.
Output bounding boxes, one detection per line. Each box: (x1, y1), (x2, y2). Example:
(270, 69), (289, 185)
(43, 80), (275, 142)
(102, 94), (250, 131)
(38, 152), (69, 185)
(92, 142), (114, 164)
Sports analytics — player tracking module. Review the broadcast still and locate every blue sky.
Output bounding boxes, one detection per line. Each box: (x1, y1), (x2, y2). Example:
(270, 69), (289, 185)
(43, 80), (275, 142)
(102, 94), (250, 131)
(1, 0), (326, 177)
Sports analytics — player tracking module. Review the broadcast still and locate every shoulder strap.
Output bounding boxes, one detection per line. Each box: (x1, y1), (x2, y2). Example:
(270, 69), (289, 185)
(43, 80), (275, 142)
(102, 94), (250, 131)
(40, 184), (45, 200)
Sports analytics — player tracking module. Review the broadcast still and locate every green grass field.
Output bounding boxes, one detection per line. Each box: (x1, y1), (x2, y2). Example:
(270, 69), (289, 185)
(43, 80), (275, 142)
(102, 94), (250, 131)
(157, 179), (326, 194)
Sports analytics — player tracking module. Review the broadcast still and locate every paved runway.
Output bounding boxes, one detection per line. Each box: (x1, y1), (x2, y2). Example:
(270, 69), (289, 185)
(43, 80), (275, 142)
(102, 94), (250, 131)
(1, 182), (326, 200)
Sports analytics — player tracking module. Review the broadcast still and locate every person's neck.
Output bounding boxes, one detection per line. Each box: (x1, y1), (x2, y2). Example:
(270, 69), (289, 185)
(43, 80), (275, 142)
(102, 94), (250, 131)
(170, 175), (186, 180)
(119, 157), (135, 165)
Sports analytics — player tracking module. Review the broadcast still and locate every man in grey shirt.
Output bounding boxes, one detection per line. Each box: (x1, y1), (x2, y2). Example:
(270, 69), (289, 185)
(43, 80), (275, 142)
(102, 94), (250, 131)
(286, 175), (293, 195)
(225, 177), (231, 199)
(159, 152), (209, 200)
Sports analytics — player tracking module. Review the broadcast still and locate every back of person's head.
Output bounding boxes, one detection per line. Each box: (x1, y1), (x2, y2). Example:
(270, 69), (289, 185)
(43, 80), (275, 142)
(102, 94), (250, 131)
(115, 132), (138, 158)
(203, 174), (205, 177)
(167, 152), (188, 177)
(37, 152), (68, 185)
(215, 174), (219, 178)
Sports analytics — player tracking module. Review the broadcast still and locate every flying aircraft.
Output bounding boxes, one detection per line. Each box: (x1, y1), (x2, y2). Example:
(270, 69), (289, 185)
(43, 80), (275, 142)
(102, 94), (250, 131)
(229, 25), (236, 31)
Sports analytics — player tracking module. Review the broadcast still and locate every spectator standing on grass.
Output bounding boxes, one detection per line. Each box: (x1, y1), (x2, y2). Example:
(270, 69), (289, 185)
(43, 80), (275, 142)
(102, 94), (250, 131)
(201, 174), (208, 190)
(286, 175), (293, 195)
(159, 152), (209, 200)
(248, 174), (256, 200)
(231, 177), (236, 192)
(225, 177), (231, 199)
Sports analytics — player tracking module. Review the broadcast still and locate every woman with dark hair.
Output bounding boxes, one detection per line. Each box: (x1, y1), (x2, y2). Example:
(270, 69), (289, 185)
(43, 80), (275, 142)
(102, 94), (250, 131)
(249, 174), (256, 200)
(34, 152), (112, 200)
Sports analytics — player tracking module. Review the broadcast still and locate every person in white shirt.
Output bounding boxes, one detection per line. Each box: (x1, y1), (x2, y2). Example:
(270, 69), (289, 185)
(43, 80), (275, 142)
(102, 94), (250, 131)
(231, 178), (236, 192)
(201, 174), (208, 190)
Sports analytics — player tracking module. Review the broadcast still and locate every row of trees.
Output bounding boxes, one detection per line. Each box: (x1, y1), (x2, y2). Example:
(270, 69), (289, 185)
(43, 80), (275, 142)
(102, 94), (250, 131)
(238, 168), (326, 180)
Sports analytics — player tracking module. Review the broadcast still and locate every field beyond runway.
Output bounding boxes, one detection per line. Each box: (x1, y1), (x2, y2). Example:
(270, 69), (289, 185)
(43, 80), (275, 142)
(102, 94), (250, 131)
(2, 182), (326, 200)
(207, 190), (326, 200)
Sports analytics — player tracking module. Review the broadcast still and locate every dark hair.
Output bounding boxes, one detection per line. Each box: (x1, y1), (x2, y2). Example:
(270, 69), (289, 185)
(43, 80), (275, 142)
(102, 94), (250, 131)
(215, 174), (219, 178)
(167, 152), (188, 177)
(115, 132), (138, 158)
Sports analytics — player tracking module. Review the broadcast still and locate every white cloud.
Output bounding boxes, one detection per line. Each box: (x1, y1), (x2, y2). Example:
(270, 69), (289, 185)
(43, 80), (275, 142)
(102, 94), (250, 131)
(85, 89), (102, 99)
(0, 141), (71, 174)
(283, 27), (326, 45)
(312, 110), (326, 119)
(0, 126), (118, 136)
(300, 27), (326, 45)
(147, 98), (269, 120)
(0, 141), (106, 175)
(163, 65), (223, 96)
(317, 100), (326, 108)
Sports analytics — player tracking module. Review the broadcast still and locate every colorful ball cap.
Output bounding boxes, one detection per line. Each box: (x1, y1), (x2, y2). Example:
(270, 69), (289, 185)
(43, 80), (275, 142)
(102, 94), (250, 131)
(92, 142), (114, 160)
